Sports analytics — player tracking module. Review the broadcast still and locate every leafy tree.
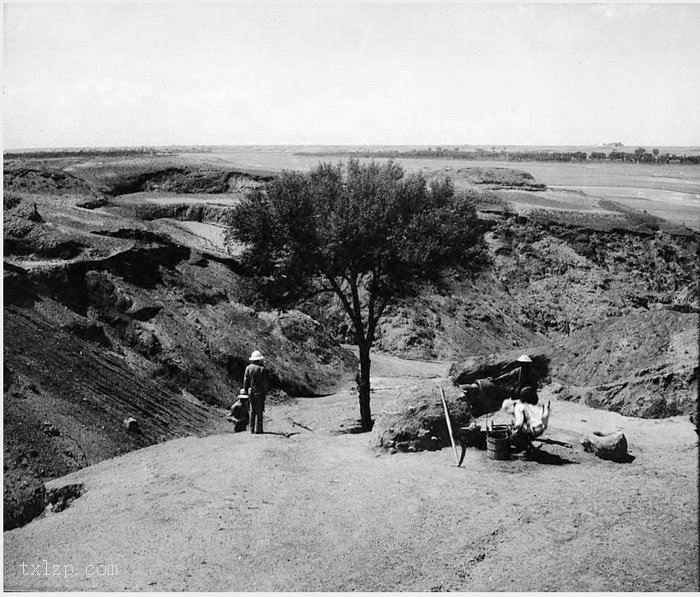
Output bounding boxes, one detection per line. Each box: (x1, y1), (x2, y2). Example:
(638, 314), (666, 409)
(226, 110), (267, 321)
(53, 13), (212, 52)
(227, 159), (483, 431)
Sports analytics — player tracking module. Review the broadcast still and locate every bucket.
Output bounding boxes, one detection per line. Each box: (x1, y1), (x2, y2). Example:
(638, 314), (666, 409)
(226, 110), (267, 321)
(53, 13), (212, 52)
(487, 425), (511, 460)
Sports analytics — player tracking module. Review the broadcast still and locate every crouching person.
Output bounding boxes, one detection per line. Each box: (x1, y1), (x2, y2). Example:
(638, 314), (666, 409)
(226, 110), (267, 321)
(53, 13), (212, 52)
(244, 350), (269, 434)
(230, 389), (250, 432)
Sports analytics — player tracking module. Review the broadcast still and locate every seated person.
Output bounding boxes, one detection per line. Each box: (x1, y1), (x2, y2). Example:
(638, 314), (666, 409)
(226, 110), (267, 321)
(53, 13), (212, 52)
(502, 398), (551, 453)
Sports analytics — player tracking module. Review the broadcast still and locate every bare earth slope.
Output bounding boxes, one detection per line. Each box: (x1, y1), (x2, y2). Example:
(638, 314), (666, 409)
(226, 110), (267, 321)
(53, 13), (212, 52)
(450, 308), (698, 419)
(3, 356), (698, 592)
(3, 303), (225, 529)
(3, 163), (358, 530)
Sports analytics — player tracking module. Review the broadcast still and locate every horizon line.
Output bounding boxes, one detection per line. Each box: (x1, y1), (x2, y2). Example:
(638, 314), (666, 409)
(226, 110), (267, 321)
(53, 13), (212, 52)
(5, 143), (700, 153)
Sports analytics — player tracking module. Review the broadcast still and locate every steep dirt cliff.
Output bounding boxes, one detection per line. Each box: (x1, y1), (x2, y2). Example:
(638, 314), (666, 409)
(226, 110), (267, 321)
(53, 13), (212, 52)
(308, 209), (697, 362)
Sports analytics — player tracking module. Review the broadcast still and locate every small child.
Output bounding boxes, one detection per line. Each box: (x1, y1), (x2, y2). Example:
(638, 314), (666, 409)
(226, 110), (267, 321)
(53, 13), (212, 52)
(229, 389), (250, 432)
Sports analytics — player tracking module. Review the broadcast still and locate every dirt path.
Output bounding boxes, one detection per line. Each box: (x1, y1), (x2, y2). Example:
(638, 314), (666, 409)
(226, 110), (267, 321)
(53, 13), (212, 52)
(3, 355), (698, 591)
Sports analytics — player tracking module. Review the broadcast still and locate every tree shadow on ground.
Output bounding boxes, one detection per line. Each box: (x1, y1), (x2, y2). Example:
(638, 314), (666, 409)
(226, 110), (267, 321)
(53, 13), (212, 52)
(331, 419), (373, 435)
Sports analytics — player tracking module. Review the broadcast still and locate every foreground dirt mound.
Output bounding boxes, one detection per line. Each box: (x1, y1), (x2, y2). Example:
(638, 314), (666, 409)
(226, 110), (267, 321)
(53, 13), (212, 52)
(450, 309), (697, 418)
(450, 352), (549, 385)
(372, 380), (470, 452)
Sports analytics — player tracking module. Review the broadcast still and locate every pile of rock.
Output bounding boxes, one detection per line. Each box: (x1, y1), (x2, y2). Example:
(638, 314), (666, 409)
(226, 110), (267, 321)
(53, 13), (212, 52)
(372, 379), (471, 453)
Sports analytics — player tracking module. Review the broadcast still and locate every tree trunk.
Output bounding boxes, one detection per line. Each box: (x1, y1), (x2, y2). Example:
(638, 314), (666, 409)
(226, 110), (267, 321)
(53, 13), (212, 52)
(357, 341), (373, 431)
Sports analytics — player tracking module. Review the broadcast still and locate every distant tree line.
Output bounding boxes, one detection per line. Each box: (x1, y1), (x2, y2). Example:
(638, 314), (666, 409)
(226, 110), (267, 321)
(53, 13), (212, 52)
(3, 147), (174, 160)
(301, 147), (700, 165)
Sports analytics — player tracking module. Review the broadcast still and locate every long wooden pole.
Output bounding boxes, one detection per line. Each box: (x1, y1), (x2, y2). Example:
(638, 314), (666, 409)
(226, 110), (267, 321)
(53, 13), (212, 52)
(440, 386), (460, 467)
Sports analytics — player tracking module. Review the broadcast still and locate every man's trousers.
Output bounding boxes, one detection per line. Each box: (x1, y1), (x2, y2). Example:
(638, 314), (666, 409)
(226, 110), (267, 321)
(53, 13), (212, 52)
(249, 394), (265, 434)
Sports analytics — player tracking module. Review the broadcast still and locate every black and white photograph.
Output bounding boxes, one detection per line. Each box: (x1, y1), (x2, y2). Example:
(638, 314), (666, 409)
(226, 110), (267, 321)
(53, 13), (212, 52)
(3, 1), (699, 592)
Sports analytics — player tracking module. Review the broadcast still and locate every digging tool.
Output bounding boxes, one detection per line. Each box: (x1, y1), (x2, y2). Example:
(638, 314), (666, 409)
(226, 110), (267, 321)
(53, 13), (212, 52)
(457, 441), (468, 467)
(440, 386), (461, 467)
(535, 437), (573, 449)
(265, 431), (300, 438)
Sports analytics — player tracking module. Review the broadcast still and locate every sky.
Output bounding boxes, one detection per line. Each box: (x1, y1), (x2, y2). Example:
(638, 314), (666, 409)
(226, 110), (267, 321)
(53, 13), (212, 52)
(3, 2), (700, 149)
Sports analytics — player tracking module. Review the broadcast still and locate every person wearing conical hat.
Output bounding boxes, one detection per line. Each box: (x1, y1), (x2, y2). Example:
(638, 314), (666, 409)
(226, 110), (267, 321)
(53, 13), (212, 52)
(492, 354), (539, 405)
(244, 350), (269, 434)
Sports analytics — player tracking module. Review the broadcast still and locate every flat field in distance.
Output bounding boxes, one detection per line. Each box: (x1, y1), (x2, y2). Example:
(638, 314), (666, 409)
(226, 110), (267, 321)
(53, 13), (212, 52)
(174, 147), (700, 230)
(6, 146), (699, 231)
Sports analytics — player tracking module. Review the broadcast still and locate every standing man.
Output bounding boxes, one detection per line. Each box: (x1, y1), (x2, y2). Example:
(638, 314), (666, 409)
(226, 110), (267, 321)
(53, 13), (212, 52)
(244, 350), (269, 434)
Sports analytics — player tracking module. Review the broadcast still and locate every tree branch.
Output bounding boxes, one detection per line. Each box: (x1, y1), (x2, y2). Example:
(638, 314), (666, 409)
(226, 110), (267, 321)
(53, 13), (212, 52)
(326, 275), (356, 323)
(367, 295), (388, 344)
(297, 285), (335, 304)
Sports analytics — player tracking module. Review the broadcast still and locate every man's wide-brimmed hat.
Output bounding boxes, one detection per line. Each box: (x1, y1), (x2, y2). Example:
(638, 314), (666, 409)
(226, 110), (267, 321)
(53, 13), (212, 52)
(516, 354), (533, 363)
(249, 350), (265, 361)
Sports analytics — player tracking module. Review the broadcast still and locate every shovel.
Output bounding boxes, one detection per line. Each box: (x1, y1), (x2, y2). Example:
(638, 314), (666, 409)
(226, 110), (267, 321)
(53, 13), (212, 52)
(440, 386), (461, 467)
